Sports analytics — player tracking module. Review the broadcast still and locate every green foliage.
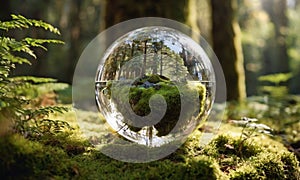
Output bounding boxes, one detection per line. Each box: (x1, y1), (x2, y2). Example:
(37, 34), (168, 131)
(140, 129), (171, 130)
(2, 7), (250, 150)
(0, 14), (60, 34)
(0, 15), (70, 137)
(13, 106), (71, 138)
(258, 73), (292, 98)
(258, 73), (293, 86)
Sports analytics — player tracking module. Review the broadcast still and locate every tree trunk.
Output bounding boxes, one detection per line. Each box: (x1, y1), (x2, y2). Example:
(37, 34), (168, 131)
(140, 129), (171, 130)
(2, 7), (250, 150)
(104, 0), (188, 28)
(0, 1), (11, 20)
(160, 45), (163, 76)
(210, 0), (246, 101)
(262, 0), (289, 74)
(142, 40), (147, 75)
(66, 0), (82, 82)
(104, 0), (189, 77)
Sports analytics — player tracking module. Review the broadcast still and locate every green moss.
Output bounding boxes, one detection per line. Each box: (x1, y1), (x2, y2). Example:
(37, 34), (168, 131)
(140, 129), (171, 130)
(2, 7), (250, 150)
(229, 164), (263, 180)
(205, 134), (262, 159)
(205, 134), (300, 180)
(2, 109), (299, 179)
(1, 125), (300, 179)
(76, 151), (223, 179)
(280, 152), (300, 179)
(111, 74), (206, 136)
(249, 152), (300, 180)
(0, 134), (78, 179)
(184, 156), (224, 180)
(251, 152), (286, 179)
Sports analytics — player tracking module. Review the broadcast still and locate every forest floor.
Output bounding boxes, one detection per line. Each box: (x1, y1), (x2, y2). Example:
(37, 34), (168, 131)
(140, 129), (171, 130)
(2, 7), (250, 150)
(1, 103), (300, 179)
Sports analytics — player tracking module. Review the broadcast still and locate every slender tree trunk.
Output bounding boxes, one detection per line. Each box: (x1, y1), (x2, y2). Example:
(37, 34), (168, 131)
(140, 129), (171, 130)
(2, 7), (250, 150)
(187, 0), (201, 41)
(160, 47), (163, 76)
(153, 53), (158, 74)
(210, 0), (247, 101)
(142, 40), (147, 76)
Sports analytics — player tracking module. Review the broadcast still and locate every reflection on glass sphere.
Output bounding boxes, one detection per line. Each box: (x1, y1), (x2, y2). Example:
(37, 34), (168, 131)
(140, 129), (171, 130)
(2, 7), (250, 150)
(95, 26), (215, 147)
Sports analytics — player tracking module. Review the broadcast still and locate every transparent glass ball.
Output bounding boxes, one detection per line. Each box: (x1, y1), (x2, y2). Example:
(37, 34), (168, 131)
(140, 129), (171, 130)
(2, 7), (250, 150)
(95, 26), (215, 147)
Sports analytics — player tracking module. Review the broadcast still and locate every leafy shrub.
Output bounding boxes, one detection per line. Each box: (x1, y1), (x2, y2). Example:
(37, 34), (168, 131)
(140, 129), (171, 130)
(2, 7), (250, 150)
(0, 15), (71, 137)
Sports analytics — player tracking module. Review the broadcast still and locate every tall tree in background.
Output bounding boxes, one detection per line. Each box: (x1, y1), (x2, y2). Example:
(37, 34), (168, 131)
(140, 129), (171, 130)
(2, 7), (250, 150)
(66, 0), (82, 82)
(104, 0), (188, 28)
(0, 1), (11, 20)
(210, 0), (246, 101)
(262, 0), (289, 74)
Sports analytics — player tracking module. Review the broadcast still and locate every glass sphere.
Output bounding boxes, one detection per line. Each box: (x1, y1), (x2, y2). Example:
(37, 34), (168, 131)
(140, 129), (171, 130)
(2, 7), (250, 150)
(95, 26), (215, 147)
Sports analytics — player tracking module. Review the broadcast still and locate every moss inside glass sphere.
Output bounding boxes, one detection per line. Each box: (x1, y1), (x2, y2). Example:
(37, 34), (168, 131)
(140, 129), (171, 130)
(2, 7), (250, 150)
(110, 74), (206, 137)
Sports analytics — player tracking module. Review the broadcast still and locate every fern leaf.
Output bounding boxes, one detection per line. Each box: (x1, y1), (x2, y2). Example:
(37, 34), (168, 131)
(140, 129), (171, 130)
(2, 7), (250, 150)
(1, 53), (32, 65)
(0, 15), (61, 34)
(12, 15), (61, 35)
(23, 38), (64, 51)
(0, 37), (37, 58)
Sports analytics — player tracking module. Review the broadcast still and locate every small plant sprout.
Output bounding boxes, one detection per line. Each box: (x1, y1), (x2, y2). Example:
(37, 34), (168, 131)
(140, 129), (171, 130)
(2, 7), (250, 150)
(230, 117), (273, 137)
(229, 117), (273, 156)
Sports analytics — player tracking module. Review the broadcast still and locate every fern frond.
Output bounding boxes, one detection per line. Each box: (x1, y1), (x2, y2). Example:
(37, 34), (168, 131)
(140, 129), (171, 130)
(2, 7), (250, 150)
(0, 14), (69, 138)
(1, 37), (36, 58)
(29, 106), (69, 119)
(23, 38), (64, 51)
(1, 53), (31, 65)
(0, 14), (61, 35)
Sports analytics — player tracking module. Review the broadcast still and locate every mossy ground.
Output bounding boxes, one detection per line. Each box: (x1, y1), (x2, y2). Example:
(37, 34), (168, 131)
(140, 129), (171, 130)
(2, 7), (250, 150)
(1, 110), (299, 179)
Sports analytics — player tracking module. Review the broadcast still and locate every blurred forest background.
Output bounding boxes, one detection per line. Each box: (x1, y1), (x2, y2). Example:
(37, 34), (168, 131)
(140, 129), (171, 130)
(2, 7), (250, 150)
(1, 0), (300, 100)
(1, 1), (300, 178)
